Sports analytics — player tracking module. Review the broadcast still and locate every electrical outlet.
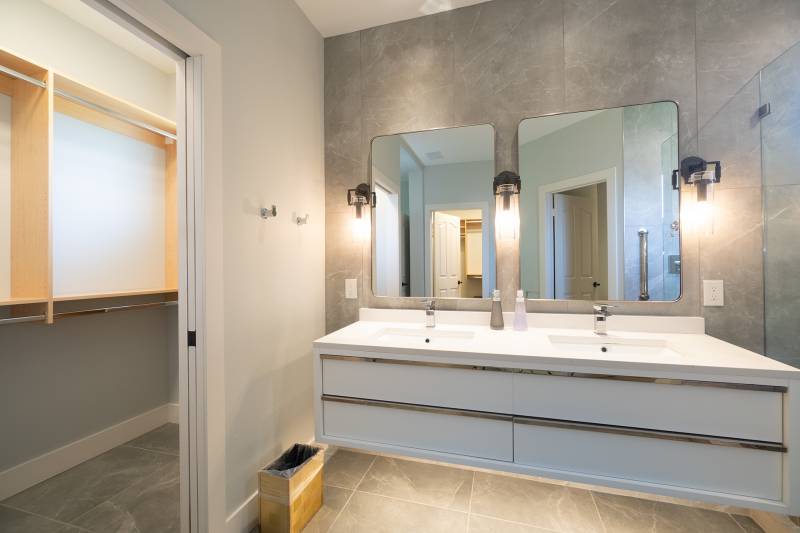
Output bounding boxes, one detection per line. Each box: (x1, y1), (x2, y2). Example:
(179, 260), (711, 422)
(703, 280), (724, 307)
(345, 278), (358, 299)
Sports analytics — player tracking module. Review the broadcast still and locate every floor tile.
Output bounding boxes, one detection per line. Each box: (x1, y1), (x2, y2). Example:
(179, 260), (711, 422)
(0, 505), (83, 533)
(593, 492), (748, 533)
(329, 491), (467, 533)
(2, 445), (175, 523)
(71, 457), (180, 533)
(731, 514), (765, 533)
(357, 456), (473, 511)
(323, 450), (375, 489)
(124, 423), (179, 456)
(302, 485), (352, 533)
(470, 472), (602, 532)
(467, 514), (553, 533)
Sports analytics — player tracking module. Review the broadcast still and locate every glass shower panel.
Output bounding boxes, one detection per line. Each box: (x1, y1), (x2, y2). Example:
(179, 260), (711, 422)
(761, 41), (800, 369)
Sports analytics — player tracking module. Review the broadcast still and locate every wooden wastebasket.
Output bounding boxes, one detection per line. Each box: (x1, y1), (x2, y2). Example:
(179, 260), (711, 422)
(259, 445), (323, 533)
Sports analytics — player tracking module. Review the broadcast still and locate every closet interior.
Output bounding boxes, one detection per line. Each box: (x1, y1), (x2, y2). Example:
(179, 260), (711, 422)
(0, 16), (182, 531)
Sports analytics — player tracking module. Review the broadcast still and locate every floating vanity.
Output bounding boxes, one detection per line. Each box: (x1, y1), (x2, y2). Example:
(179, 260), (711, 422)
(314, 308), (800, 515)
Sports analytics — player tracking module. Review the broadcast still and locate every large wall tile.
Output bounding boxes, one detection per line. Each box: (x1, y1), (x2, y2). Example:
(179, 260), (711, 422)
(696, 0), (800, 128)
(700, 187), (765, 353)
(564, 0), (697, 144)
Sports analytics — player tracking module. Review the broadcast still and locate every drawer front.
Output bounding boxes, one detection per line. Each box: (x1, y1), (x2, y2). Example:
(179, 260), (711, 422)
(322, 355), (512, 413)
(513, 374), (783, 442)
(323, 397), (513, 461)
(514, 422), (782, 500)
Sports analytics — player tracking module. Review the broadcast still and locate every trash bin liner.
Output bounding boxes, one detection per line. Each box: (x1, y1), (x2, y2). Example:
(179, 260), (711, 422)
(264, 444), (321, 479)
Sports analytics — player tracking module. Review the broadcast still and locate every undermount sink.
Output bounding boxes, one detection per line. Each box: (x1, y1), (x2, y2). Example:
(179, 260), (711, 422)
(376, 327), (476, 347)
(548, 333), (681, 359)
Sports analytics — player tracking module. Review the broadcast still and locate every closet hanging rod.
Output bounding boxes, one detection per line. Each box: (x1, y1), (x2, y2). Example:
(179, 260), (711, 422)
(0, 64), (46, 89)
(54, 89), (178, 140)
(0, 63), (177, 140)
(0, 300), (177, 326)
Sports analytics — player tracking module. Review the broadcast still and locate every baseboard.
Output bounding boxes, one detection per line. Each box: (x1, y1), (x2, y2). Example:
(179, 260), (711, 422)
(167, 402), (180, 424)
(0, 403), (175, 500)
(226, 491), (259, 533)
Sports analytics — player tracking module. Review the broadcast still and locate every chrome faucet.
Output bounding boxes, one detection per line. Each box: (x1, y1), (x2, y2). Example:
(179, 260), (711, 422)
(593, 304), (614, 335)
(424, 299), (436, 328)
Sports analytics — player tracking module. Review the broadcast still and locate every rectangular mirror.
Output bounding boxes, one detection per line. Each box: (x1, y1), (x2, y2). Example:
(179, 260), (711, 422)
(518, 101), (680, 302)
(371, 124), (496, 299)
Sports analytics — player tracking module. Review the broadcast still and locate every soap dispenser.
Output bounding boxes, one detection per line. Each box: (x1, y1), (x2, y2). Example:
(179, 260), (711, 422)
(513, 290), (528, 331)
(490, 289), (504, 330)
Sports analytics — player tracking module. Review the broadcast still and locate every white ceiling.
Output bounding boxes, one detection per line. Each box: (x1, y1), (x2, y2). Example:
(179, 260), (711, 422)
(41, 0), (175, 73)
(518, 110), (604, 146)
(295, 0), (492, 37)
(402, 125), (494, 167)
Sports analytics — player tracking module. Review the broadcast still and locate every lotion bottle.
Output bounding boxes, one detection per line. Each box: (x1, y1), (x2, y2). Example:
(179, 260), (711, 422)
(490, 289), (504, 330)
(513, 290), (528, 331)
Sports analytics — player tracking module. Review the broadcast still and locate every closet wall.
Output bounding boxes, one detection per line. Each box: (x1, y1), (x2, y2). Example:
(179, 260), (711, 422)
(0, 5), (178, 483)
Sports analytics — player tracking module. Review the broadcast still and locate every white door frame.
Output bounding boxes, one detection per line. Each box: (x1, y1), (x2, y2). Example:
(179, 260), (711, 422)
(424, 202), (493, 298)
(539, 168), (622, 300)
(83, 2), (225, 532)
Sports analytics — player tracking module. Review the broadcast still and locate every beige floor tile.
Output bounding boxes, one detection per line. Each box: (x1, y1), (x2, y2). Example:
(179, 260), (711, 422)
(468, 514), (554, 533)
(593, 492), (751, 533)
(357, 456), (473, 511)
(470, 472), (602, 532)
(329, 491), (467, 533)
(324, 450), (375, 489)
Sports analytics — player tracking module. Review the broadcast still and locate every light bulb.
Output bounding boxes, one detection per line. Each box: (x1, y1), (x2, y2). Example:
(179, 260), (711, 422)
(352, 213), (370, 242)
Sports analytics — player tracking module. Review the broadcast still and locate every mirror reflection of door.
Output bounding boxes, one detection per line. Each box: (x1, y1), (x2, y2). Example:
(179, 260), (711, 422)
(549, 183), (608, 300)
(432, 211), (461, 297)
(374, 181), (401, 297)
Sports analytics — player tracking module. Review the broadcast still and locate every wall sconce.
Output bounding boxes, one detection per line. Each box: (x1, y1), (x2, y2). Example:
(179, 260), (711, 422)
(493, 171), (521, 241)
(347, 183), (375, 241)
(672, 156), (722, 235)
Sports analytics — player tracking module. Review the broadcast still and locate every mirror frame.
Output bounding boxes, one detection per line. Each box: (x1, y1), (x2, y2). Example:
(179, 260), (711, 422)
(516, 100), (683, 304)
(369, 123), (499, 302)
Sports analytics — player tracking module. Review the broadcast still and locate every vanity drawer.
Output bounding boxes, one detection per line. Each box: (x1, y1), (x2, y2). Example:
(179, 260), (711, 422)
(322, 355), (513, 413)
(322, 396), (513, 462)
(513, 373), (783, 442)
(514, 421), (783, 500)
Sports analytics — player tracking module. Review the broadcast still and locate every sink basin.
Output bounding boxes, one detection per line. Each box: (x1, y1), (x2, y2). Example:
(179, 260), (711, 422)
(376, 327), (476, 347)
(548, 333), (681, 359)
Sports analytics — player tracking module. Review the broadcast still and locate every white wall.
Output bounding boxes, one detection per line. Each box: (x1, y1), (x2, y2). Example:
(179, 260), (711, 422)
(0, 0), (175, 119)
(52, 113), (167, 296)
(163, 0), (325, 526)
(0, 93), (10, 299)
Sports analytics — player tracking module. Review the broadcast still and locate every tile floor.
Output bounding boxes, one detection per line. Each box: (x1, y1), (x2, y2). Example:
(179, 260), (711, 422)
(302, 449), (765, 533)
(0, 423), (180, 533)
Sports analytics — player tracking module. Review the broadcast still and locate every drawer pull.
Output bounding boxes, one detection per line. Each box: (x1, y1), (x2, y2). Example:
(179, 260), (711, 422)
(321, 395), (512, 422)
(513, 416), (787, 453)
(320, 354), (787, 393)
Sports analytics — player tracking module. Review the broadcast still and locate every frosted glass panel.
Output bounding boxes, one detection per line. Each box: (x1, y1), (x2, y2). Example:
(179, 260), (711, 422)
(0, 93), (10, 299)
(53, 112), (166, 296)
(762, 42), (800, 369)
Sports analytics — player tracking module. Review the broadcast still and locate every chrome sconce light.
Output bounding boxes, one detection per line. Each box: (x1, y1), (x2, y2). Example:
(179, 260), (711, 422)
(493, 171), (521, 241)
(672, 157), (722, 234)
(347, 183), (376, 240)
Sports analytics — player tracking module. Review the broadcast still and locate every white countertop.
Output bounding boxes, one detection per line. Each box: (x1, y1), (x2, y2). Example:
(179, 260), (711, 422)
(314, 309), (800, 380)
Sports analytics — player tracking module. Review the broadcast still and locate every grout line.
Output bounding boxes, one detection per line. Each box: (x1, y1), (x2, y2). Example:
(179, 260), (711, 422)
(466, 471), (476, 532)
(729, 512), (753, 533)
(325, 455), (377, 532)
(0, 502), (94, 533)
(120, 444), (180, 457)
(469, 511), (560, 533)
(589, 491), (608, 533)
(353, 488), (469, 515)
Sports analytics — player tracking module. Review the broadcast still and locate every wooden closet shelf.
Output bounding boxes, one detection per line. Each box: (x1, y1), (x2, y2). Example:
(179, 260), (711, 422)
(0, 296), (49, 306)
(54, 288), (178, 302)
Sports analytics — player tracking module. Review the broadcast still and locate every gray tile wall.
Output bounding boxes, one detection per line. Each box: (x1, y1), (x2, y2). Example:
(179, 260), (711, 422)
(324, 0), (800, 354)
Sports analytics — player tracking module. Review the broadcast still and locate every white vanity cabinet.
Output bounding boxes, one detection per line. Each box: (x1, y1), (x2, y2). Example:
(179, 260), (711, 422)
(313, 313), (800, 515)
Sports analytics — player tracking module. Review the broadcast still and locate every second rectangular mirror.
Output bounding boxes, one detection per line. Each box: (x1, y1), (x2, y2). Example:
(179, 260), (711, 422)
(518, 101), (680, 302)
(371, 124), (496, 299)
